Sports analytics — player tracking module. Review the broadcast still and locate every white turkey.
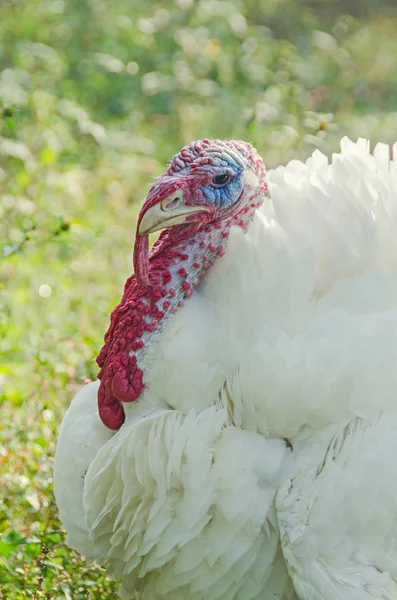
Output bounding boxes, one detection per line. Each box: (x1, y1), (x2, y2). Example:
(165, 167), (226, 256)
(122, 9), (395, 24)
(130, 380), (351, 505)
(54, 137), (397, 600)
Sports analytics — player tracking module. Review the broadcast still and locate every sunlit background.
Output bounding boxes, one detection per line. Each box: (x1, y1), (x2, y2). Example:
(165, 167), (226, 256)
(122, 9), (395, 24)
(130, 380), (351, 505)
(1, 0), (397, 597)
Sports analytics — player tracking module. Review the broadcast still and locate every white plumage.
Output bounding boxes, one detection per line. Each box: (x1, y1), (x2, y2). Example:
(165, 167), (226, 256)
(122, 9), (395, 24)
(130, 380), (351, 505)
(54, 137), (397, 599)
(277, 414), (397, 599)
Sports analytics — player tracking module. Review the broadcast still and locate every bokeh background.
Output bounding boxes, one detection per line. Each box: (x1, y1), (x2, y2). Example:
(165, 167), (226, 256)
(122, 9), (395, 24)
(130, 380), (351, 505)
(1, 0), (397, 597)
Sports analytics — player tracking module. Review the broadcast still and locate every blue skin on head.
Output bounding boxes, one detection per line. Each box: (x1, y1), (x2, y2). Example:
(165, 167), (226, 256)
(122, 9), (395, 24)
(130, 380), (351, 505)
(200, 161), (244, 208)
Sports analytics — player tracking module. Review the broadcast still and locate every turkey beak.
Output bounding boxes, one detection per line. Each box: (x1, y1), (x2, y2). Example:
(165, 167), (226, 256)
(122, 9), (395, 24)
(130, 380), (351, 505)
(138, 190), (210, 236)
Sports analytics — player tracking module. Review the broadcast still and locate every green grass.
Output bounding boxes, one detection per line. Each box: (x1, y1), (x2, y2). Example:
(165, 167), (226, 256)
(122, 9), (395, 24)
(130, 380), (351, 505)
(1, 0), (397, 597)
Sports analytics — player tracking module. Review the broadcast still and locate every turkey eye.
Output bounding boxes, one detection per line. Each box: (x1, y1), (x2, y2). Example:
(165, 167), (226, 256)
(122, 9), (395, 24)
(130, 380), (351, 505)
(212, 173), (230, 187)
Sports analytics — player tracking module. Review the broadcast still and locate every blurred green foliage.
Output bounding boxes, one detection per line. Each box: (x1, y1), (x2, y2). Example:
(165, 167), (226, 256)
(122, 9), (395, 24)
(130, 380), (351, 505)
(1, 0), (397, 597)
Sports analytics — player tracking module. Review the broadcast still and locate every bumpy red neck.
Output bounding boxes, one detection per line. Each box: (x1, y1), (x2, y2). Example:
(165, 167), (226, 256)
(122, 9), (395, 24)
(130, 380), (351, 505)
(97, 202), (265, 430)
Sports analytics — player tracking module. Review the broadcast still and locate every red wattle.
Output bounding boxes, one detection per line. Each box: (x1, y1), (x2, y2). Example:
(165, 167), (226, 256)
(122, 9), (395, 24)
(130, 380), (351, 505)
(111, 366), (143, 403)
(96, 227), (197, 430)
(97, 381), (126, 430)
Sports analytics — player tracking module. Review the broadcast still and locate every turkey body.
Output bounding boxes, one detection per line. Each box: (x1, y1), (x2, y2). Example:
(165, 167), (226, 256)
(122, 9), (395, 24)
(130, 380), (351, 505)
(54, 137), (397, 599)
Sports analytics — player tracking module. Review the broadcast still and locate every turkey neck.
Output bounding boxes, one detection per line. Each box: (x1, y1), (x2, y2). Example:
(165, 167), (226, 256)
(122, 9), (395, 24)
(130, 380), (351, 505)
(96, 201), (262, 430)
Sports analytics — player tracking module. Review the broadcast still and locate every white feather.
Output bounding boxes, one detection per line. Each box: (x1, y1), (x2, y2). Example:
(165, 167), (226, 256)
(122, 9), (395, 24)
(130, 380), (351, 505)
(53, 381), (114, 550)
(56, 400), (290, 598)
(277, 414), (397, 599)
